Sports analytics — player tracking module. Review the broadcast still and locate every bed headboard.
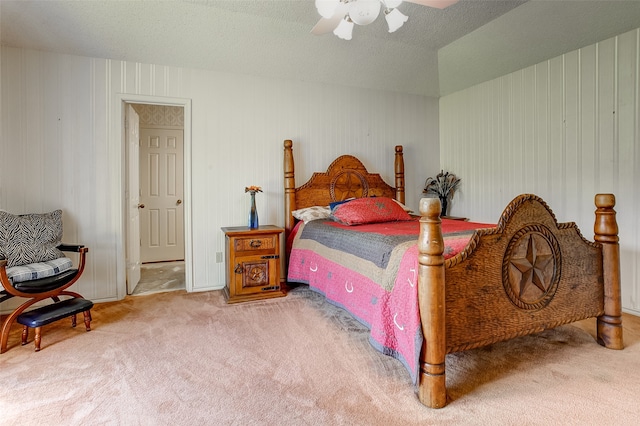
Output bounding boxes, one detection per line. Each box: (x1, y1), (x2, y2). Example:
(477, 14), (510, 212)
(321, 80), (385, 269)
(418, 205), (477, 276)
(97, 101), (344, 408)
(283, 139), (405, 238)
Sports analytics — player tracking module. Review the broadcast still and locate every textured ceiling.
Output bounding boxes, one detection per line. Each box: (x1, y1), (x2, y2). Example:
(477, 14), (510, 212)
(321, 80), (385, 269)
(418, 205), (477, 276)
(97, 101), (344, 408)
(1, 0), (640, 97)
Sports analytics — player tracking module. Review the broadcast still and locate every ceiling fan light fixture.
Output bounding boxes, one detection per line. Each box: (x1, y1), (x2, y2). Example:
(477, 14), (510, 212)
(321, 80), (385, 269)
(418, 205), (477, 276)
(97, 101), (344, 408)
(312, 0), (459, 40)
(333, 18), (354, 40)
(348, 0), (381, 26)
(384, 0), (404, 8)
(385, 7), (408, 32)
(315, 0), (340, 19)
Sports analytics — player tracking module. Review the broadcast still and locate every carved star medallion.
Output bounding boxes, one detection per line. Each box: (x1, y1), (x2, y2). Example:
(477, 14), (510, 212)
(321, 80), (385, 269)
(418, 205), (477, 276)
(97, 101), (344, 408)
(510, 234), (553, 299)
(503, 226), (560, 310)
(331, 171), (368, 201)
(250, 266), (265, 282)
(243, 261), (268, 287)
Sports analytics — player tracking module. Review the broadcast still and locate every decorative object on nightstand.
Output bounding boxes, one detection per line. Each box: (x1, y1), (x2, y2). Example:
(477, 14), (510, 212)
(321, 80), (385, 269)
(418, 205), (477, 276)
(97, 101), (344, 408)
(221, 225), (285, 303)
(423, 170), (461, 217)
(245, 186), (262, 229)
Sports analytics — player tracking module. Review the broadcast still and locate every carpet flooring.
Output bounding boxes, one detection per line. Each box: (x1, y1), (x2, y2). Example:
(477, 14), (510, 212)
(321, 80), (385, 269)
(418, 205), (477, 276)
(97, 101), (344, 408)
(1, 286), (639, 425)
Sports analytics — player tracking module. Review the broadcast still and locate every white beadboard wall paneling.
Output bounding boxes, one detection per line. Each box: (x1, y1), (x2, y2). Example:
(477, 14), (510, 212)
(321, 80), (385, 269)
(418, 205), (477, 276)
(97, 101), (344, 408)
(0, 44), (440, 310)
(0, 50), (113, 314)
(635, 29), (640, 313)
(440, 28), (640, 315)
(90, 57), (116, 300)
(617, 29), (640, 313)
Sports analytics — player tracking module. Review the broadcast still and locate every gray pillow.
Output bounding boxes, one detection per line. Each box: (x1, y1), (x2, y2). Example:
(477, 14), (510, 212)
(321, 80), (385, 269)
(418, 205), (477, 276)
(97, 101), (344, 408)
(0, 210), (64, 268)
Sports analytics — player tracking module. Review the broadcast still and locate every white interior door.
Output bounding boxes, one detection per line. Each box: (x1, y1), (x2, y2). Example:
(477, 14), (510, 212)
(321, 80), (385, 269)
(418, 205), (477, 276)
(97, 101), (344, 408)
(139, 128), (185, 263)
(125, 104), (141, 294)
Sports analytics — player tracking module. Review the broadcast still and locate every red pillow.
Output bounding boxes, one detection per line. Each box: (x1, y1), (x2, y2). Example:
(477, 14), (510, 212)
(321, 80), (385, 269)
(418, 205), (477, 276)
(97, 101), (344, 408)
(330, 197), (412, 225)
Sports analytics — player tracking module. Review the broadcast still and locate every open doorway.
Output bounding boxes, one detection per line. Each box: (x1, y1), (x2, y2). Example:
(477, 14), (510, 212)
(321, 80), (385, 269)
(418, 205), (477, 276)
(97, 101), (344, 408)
(129, 104), (185, 295)
(120, 96), (192, 297)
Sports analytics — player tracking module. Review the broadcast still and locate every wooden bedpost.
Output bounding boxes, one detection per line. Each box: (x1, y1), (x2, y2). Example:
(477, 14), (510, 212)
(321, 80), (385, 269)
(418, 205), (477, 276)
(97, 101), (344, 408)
(594, 193), (624, 350)
(284, 140), (296, 244)
(394, 145), (405, 204)
(416, 197), (447, 408)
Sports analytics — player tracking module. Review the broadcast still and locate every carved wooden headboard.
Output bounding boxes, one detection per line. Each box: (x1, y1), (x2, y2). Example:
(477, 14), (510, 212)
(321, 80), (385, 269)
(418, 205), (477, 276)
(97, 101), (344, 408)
(283, 139), (405, 240)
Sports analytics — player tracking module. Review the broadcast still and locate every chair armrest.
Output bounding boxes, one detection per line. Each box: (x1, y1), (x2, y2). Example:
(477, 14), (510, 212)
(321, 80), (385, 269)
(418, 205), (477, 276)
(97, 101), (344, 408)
(0, 259), (6, 268)
(57, 244), (86, 253)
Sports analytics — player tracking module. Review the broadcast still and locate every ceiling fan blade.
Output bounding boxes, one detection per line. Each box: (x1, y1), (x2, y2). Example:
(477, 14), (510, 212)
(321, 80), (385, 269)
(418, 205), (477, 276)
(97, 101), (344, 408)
(311, 2), (350, 35)
(404, 0), (459, 9)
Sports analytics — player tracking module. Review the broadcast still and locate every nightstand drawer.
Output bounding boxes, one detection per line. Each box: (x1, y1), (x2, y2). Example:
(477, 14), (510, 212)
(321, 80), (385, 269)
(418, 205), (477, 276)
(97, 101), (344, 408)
(233, 235), (276, 252)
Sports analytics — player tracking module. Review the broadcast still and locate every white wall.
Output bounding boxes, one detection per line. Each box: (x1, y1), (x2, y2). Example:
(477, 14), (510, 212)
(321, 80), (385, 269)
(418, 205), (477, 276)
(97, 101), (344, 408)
(440, 28), (640, 315)
(0, 46), (439, 306)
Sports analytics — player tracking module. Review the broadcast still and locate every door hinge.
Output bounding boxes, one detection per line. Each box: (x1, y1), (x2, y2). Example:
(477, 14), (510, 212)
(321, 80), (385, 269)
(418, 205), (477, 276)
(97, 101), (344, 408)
(261, 255), (279, 260)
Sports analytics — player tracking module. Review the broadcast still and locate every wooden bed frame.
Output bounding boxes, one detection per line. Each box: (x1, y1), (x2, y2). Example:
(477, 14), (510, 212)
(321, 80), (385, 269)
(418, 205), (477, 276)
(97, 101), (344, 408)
(283, 139), (623, 408)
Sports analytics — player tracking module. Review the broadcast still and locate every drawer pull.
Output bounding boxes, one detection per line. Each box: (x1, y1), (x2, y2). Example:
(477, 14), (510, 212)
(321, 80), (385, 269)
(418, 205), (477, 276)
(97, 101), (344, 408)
(234, 264), (243, 274)
(249, 239), (262, 248)
(261, 255), (279, 260)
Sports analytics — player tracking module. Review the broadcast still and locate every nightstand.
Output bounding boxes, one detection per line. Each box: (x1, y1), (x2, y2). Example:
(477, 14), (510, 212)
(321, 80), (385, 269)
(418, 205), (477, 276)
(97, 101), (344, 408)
(221, 225), (285, 303)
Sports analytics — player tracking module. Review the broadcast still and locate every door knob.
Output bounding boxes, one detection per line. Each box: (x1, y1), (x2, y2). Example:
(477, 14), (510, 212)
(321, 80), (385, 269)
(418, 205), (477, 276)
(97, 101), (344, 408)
(177, 199), (182, 205)
(137, 203), (145, 209)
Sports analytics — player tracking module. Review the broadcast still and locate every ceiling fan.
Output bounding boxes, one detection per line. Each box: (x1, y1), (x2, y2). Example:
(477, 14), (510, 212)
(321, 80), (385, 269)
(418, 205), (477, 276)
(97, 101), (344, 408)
(311, 0), (459, 40)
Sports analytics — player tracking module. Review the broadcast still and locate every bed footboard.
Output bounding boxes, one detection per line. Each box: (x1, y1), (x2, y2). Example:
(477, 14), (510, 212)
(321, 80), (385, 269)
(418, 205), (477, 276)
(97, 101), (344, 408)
(416, 193), (623, 408)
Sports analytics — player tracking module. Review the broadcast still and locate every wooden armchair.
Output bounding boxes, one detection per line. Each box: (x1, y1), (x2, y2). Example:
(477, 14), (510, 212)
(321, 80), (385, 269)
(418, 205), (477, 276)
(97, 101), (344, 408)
(0, 210), (91, 353)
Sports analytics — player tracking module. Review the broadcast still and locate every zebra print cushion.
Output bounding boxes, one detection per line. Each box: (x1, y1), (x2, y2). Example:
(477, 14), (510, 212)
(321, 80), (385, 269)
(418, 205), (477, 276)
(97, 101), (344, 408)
(0, 210), (64, 268)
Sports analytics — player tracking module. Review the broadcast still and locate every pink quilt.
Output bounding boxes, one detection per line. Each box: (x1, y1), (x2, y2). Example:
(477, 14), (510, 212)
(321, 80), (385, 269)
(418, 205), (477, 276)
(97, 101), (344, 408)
(287, 218), (492, 383)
